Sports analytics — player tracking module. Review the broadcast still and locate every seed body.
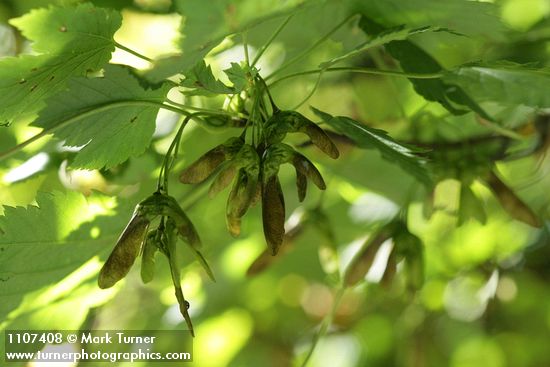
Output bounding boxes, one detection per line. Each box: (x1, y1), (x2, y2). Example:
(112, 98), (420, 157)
(98, 214), (150, 289)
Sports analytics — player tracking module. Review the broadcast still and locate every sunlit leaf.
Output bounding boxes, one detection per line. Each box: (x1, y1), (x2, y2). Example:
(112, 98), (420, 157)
(0, 191), (122, 322)
(32, 65), (170, 169)
(0, 4), (121, 124)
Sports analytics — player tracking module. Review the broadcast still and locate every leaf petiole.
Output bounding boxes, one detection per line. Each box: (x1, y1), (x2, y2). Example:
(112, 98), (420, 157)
(256, 75), (278, 113)
(164, 99), (235, 117)
(251, 14), (294, 68)
(269, 67), (443, 88)
(242, 32), (251, 67)
(158, 112), (204, 193)
(265, 14), (358, 81)
(114, 41), (153, 62)
(291, 69), (324, 110)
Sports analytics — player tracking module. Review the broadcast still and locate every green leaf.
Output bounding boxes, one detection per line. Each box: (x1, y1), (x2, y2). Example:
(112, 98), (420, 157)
(0, 278), (114, 358)
(0, 4), (121, 124)
(320, 25), (449, 69)
(9, 3), (121, 54)
(0, 191), (121, 323)
(444, 64), (550, 109)
(224, 62), (253, 92)
(32, 65), (171, 169)
(181, 60), (235, 95)
(351, 0), (507, 40)
(358, 17), (491, 119)
(312, 107), (432, 186)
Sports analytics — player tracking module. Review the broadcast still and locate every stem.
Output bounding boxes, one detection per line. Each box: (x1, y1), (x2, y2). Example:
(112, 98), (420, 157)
(300, 285), (346, 367)
(258, 95), (270, 121)
(165, 99), (234, 117)
(269, 67), (443, 88)
(159, 218), (195, 336)
(243, 32), (251, 67)
(291, 69), (324, 110)
(167, 250), (195, 337)
(265, 14), (357, 81)
(257, 76), (279, 112)
(158, 113), (202, 193)
(249, 91), (261, 146)
(476, 116), (526, 140)
(0, 100), (191, 162)
(251, 14), (294, 67)
(114, 41), (153, 62)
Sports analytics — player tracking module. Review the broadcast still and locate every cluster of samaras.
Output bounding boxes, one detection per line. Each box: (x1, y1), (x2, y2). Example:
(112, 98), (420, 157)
(180, 109), (339, 255)
(97, 108), (339, 335)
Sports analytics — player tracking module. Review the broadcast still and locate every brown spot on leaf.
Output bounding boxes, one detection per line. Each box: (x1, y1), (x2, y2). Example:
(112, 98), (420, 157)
(59, 26), (67, 32)
(30, 85), (37, 92)
(19, 79), (26, 84)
